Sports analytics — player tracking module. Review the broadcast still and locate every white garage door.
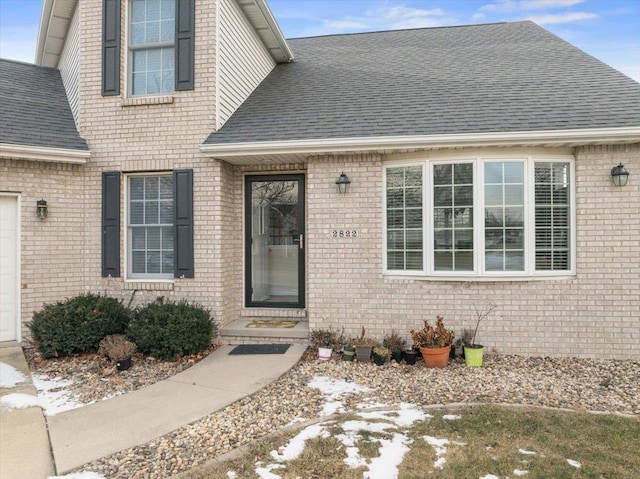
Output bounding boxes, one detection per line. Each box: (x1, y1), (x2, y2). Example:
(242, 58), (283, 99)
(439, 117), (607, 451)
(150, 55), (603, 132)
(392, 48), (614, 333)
(0, 195), (19, 342)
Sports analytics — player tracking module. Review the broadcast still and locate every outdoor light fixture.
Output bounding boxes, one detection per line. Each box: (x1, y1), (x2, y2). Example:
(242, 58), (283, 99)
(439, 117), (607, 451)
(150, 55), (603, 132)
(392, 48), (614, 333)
(36, 199), (48, 219)
(611, 163), (630, 187)
(336, 172), (351, 194)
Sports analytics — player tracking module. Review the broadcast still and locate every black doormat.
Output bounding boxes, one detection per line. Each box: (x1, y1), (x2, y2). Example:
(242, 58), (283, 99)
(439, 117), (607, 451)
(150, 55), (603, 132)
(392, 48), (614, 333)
(229, 344), (291, 355)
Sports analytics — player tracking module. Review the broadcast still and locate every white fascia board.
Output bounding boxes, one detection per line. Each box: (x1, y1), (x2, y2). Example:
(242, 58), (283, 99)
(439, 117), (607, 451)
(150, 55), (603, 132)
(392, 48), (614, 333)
(35, 0), (77, 67)
(241, 0), (294, 63)
(35, 0), (55, 65)
(0, 143), (90, 164)
(200, 127), (640, 157)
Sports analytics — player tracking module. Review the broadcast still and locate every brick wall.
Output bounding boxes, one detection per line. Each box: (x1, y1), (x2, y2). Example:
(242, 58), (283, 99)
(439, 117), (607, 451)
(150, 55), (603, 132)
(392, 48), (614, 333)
(0, 159), (86, 338)
(306, 145), (639, 359)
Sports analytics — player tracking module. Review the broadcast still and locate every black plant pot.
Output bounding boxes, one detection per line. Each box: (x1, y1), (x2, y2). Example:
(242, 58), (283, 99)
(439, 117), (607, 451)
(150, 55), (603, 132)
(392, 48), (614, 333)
(116, 357), (132, 371)
(391, 350), (403, 363)
(372, 353), (386, 366)
(403, 349), (418, 365)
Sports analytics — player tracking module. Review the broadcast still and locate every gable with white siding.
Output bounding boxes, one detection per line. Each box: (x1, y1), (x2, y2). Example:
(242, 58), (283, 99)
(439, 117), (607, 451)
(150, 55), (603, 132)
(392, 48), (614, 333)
(58, 3), (80, 127)
(217, 0), (276, 129)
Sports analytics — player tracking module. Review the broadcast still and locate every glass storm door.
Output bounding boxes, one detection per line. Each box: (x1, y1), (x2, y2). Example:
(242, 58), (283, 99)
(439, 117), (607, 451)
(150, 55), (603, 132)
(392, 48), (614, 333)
(245, 175), (305, 308)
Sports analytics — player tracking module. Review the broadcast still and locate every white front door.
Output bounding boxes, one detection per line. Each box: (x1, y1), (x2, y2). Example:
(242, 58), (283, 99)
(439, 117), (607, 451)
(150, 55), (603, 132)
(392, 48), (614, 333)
(0, 195), (19, 342)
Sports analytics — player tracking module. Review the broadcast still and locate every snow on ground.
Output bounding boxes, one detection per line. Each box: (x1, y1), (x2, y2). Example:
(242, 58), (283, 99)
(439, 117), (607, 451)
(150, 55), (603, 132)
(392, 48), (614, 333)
(0, 392), (44, 411)
(423, 435), (466, 470)
(518, 448), (537, 455)
(307, 376), (371, 416)
(365, 433), (412, 479)
(32, 374), (85, 416)
(226, 472), (237, 479)
(567, 459), (582, 468)
(357, 402), (431, 427)
(270, 423), (330, 462)
(442, 414), (461, 420)
(514, 469), (529, 476)
(0, 361), (27, 388)
(254, 462), (284, 479)
(479, 475), (501, 479)
(46, 472), (106, 479)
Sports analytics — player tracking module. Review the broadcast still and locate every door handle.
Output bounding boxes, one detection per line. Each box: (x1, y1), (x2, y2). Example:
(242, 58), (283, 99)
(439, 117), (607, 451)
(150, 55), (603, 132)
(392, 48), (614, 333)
(293, 234), (304, 249)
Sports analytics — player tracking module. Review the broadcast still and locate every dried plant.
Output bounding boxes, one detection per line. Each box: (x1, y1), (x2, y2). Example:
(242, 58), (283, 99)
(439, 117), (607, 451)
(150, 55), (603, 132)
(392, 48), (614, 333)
(99, 335), (137, 361)
(411, 316), (455, 348)
(469, 304), (497, 347)
(352, 326), (378, 347)
(310, 327), (345, 351)
(382, 331), (406, 353)
(373, 345), (390, 360)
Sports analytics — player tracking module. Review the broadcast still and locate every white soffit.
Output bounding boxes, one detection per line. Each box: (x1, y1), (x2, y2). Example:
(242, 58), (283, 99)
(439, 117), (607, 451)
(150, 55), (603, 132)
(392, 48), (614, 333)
(36, 0), (78, 67)
(200, 127), (640, 164)
(235, 0), (294, 63)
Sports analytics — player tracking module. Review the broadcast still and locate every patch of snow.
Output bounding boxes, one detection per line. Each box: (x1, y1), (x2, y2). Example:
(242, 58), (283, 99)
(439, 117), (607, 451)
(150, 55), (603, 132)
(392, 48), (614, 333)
(254, 463), (283, 479)
(365, 433), (412, 479)
(434, 457), (447, 469)
(31, 374), (83, 416)
(308, 376), (370, 397)
(443, 414), (461, 420)
(285, 417), (307, 426)
(0, 393), (44, 411)
(514, 469), (529, 476)
(518, 448), (537, 455)
(567, 459), (581, 468)
(0, 362), (27, 388)
(46, 473), (106, 479)
(342, 420), (396, 434)
(357, 404), (430, 427)
(479, 475), (501, 479)
(226, 472), (237, 479)
(343, 444), (367, 469)
(356, 400), (388, 409)
(423, 435), (466, 470)
(270, 424), (329, 462)
(320, 399), (344, 416)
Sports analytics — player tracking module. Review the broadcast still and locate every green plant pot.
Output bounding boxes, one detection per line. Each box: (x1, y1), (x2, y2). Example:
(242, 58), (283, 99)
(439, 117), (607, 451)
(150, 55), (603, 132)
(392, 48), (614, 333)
(464, 345), (484, 367)
(343, 349), (355, 361)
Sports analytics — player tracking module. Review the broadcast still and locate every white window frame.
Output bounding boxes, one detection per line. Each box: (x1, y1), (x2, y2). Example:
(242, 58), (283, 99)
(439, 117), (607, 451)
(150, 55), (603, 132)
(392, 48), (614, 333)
(125, 172), (174, 281)
(383, 152), (576, 281)
(126, 0), (176, 98)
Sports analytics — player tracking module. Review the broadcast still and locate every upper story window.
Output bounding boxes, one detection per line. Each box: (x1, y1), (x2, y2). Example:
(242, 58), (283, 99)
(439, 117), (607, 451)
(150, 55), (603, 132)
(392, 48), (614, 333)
(129, 0), (175, 96)
(384, 155), (575, 279)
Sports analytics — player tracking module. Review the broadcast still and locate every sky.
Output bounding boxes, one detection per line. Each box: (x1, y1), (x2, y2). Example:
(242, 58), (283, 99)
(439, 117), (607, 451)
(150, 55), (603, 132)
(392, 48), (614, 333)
(0, 0), (638, 82)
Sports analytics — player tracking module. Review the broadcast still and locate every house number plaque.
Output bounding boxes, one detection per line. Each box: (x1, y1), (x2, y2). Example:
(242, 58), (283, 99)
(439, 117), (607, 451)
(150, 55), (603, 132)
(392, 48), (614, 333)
(330, 229), (360, 238)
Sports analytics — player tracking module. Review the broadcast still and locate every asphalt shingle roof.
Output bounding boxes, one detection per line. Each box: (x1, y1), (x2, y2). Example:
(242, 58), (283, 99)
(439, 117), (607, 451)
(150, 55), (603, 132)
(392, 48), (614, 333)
(205, 21), (640, 145)
(0, 59), (87, 151)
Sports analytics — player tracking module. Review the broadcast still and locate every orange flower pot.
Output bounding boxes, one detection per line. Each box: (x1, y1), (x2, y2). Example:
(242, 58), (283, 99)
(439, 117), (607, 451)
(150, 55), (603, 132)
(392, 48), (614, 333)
(419, 345), (451, 368)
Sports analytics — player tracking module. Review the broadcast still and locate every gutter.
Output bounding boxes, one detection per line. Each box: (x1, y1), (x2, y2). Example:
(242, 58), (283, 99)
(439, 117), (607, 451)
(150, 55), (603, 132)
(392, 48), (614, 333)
(200, 127), (640, 157)
(0, 143), (90, 164)
(253, 0), (294, 62)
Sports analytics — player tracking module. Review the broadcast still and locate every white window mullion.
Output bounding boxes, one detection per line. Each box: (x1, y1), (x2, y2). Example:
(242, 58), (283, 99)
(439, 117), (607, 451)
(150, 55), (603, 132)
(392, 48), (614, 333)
(476, 158), (485, 275)
(423, 161), (430, 274)
(525, 158), (536, 275)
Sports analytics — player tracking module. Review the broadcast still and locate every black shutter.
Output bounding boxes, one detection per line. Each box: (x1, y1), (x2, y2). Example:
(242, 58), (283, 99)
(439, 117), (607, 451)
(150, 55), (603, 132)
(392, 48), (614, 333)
(102, 0), (121, 96)
(175, 0), (195, 91)
(174, 169), (194, 278)
(102, 172), (121, 277)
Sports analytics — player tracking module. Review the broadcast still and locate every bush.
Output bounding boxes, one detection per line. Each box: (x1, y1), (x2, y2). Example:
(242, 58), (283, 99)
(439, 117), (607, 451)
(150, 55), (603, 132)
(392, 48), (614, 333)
(28, 293), (131, 358)
(127, 299), (215, 361)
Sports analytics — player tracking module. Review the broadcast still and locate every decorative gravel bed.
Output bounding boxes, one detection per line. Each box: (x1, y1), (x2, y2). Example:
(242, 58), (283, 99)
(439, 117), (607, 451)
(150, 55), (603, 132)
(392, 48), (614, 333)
(69, 353), (639, 479)
(24, 345), (218, 406)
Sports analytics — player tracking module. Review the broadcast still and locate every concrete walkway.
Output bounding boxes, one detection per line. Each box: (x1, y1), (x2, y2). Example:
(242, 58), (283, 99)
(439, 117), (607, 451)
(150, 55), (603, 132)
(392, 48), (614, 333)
(0, 345), (56, 479)
(47, 343), (307, 474)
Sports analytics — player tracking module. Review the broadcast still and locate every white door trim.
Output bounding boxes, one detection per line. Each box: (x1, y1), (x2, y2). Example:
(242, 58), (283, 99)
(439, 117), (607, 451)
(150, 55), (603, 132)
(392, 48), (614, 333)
(0, 192), (21, 342)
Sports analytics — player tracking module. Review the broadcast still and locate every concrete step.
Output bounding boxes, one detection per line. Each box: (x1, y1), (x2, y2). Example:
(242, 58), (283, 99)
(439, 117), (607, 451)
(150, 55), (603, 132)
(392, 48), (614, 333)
(219, 319), (309, 345)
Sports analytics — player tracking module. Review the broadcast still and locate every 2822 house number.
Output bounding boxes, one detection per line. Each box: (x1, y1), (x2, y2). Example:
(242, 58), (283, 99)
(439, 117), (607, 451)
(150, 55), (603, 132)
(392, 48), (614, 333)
(330, 229), (360, 238)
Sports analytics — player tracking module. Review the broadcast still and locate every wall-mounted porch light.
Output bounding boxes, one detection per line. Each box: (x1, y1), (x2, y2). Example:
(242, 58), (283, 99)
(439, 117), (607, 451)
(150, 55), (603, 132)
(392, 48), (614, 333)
(36, 199), (48, 219)
(611, 163), (630, 187)
(336, 172), (351, 194)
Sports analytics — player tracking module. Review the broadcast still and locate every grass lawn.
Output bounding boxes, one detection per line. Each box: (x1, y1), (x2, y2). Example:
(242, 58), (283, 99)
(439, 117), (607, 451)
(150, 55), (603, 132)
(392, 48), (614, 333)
(180, 405), (640, 479)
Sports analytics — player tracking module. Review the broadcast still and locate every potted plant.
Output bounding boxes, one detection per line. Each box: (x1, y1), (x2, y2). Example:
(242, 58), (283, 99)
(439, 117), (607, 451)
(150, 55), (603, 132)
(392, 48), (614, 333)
(403, 348), (418, 365)
(372, 345), (390, 366)
(342, 344), (355, 361)
(310, 328), (343, 361)
(464, 304), (496, 367)
(98, 334), (137, 371)
(452, 328), (474, 360)
(352, 327), (377, 362)
(410, 316), (455, 368)
(382, 331), (406, 363)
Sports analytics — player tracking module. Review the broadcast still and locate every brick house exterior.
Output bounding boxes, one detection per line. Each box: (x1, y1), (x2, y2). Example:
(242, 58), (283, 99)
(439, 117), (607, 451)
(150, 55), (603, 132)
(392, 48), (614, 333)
(1, 0), (638, 358)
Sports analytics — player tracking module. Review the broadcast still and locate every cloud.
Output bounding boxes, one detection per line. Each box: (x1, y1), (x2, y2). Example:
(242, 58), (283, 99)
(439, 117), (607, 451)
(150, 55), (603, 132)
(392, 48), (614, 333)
(480, 0), (585, 14)
(527, 12), (598, 24)
(322, 5), (455, 34)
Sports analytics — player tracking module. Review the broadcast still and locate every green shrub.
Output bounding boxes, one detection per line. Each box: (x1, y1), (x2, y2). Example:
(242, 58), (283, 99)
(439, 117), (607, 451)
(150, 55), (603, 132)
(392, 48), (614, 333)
(127, 299), (215, 361)
(28, 293), (131, 358)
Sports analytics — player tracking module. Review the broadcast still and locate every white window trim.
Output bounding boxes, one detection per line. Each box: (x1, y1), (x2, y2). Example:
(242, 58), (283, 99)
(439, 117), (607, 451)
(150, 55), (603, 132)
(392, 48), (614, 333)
(382, 152), (576, 281)
(125, 0), (176, 99)
(124, 172), (175, 282)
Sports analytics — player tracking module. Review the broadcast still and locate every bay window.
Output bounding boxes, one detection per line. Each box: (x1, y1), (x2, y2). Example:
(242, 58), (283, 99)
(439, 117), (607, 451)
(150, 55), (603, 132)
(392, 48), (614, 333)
(384, 156), (574, 278)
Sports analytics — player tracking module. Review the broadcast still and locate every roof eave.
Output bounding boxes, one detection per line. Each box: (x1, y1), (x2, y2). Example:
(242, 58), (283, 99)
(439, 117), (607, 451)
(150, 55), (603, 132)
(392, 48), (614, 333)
(237, 0), (294, 63)
(0, 143), (90, 164)
(200, 127), (640, 162)
(35, 0), (78, 67)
